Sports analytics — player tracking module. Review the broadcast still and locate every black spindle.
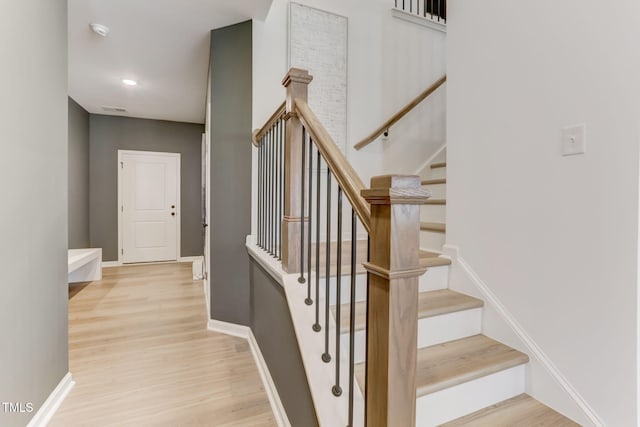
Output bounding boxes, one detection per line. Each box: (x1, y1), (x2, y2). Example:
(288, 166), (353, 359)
(322, 169), (332, 363)
(313, 150), (322, 332)
(305, 138), (313, 305)
(332, 188), (343, 397)
(430, 0), (434, 19)
(258, 140), (262, 248)
(278, 119), (283, 259)
(347, 210), (357, 427)
(299, 128), (307, 284)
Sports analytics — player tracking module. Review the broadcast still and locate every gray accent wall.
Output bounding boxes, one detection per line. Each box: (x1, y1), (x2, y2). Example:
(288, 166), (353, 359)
(0, 1), (69, 426)
(209, 21), (253, 325)
(89, 115), (204, 261)
(68, 97), (90, 249)
(250, 259), (319, 426)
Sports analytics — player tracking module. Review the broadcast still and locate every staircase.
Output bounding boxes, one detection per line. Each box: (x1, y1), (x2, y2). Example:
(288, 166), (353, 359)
(251, 68), (580, 426)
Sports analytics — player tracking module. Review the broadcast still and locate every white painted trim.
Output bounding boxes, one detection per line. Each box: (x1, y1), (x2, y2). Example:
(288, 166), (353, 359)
(446, 245), (606, 427)
(248, 330), (292, 427)
(245, 235), (286, 289)
(207, 318), (250, 339)
(117, 150), (181, 264)
(101, 261), (120, 268)
(413, 142), (447, 175)
(392, 8), (447, 33)
(178, 256), (202, 263)
(26, 372), (74, 427)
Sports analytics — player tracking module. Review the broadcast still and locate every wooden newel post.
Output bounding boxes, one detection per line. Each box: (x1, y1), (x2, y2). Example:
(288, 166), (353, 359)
(281, 68), (313, 273)
(361, 175), (430, 427)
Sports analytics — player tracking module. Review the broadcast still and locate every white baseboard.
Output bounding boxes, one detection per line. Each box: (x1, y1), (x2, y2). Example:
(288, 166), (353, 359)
(101, 261), (120, 268)
(248, 331), (291, 427)
(26, 372), (74, 427)
(206, 317), (290, 427)
(446, 245), (605, 427)
(207, 318), (250, 339)
(179, 256), (202, 263)
(413, 142), (447, 175)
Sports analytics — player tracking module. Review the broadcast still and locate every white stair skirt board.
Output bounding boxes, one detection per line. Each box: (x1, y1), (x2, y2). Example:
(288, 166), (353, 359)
(422, 182), (447, 199)
(420, 229), (446, 252)
(444, 245), (605, 427)
(68, 248), (102, 283)
(26, 372), (74, 427)
(247, 240), (364, 427)
(416, 365), (526, 426)
(206, 318), (291, 427)
(421, 204), (446, 223)
(419, 264), (449, 291)
(342, 308), (482, 364)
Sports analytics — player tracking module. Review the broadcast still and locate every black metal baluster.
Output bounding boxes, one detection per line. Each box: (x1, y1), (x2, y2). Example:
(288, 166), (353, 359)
(424, 0), (427, 17)
(313, 150), (322, 332)
(261, 136), (266, 249)
(430, 0), (434, 19)
(322, 169), (332, 363)
(271, 123), (278, 258)
(436, 0), (440, 21)
(417, 0), (419, 16)
(409, 0), (412, 13)
(333, 188), (343, 397)
(305, 138), (313, 305)
(347, 210), (357, 427)
(299, 128), (307, 283)
(277, 119), (283, 260)
(257, 140), (262, 248)
(268, 127), (272, 255)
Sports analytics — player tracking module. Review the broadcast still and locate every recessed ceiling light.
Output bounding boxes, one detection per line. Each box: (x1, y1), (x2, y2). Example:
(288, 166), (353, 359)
(122, 79), (138, 87)
(89, 23), (110, 37)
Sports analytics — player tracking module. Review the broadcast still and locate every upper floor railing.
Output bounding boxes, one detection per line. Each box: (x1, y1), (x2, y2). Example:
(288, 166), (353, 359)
(395, 0), (447, 23)
(252, 68), (430, 427)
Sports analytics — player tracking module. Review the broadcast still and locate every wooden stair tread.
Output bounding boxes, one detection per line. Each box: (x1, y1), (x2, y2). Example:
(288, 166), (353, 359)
(423, 198), (446, 205)
(355, 335), (529, 397)
(440, 394), (580, 426)
(422, 178), (446, 185)
(419, 251), (451, 268)
(333, 289), (483, 334)
(421, 222), (446, 232)
(431, 162), (447, 169)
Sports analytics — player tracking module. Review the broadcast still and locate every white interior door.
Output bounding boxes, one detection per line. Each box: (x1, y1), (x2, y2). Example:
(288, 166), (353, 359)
(119, 151), (180, 263)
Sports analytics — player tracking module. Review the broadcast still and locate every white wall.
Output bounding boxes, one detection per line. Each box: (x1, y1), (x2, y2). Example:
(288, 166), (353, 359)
(252, 1), (446, 234)
(447, 1), (640, 425)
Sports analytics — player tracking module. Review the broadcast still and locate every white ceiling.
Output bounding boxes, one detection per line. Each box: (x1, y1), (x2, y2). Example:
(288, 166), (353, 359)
(69, 0), (273, 124)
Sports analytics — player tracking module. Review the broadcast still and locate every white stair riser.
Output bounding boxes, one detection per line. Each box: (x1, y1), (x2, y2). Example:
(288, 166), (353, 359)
(340, 308), (482, 364)
(420, 229), (446, 252)
(415, 364), (526, 426)
(419, 264), (449, 291)
(429, 166), (446, 180)
(423, 182), (446, 199)
(316, 273), (367, 306)
(421, 204), (446, 223)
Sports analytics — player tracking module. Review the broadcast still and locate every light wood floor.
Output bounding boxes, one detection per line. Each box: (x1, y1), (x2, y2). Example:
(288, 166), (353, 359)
(50, 263), (276, 427)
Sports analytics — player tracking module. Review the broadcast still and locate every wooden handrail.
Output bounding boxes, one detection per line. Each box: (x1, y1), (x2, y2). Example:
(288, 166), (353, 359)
(354, 75), (447, 150)
(252, 101), (286, 147)
(295, 99), (372, 233)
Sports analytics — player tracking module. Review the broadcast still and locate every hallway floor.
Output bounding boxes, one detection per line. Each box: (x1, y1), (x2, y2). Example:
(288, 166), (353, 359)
(50, 263), (276, 427)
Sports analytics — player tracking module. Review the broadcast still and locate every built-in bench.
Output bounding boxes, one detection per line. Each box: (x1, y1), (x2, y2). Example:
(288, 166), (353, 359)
(68, 248), (102, 283)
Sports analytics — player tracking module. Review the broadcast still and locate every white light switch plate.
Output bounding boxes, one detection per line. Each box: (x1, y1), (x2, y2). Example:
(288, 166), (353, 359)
(561, 124), (586, 156)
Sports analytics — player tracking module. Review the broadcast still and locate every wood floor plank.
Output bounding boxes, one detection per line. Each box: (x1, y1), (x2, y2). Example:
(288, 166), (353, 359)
(50, 263), (277, 427)
(440, 394), (580, 426)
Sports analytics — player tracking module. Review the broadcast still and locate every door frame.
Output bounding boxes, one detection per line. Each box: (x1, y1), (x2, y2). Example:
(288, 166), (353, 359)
(117, 149), (181, 265)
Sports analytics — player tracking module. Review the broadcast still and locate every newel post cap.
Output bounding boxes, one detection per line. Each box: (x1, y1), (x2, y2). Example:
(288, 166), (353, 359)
(282, 68), (313, 87)
(361, 174), (431, 205)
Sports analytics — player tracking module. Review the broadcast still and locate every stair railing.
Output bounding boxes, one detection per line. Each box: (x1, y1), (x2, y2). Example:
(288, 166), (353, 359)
(394, 0), (447, 24)
(253, 68), (430, 427)
(353, 75), (446, 151)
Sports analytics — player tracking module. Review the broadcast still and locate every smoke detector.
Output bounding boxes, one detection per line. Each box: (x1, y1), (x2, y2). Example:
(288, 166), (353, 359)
(89, 23), (110, 37)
